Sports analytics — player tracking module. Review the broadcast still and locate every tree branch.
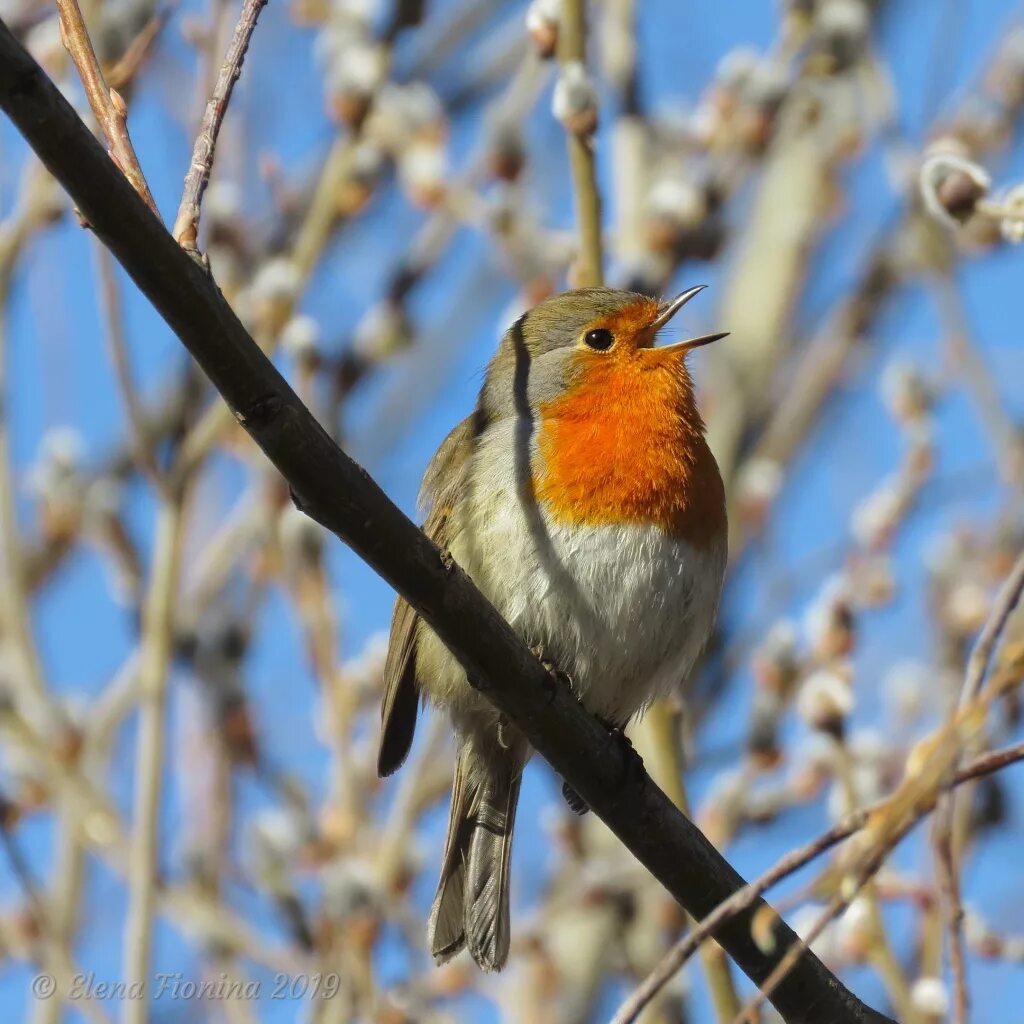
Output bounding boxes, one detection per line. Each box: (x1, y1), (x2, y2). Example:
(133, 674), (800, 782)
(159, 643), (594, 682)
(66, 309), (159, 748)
(122, 493), (188, 1024)
(556, 0), (603, 286)
(171, 0), (269, 249)
(54, 0), (159, 217)
(0, 24), (893, 1024)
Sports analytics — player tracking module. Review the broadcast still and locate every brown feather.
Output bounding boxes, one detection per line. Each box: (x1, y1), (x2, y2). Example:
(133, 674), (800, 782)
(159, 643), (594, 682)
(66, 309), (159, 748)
(427, 746), (476, 961)
(377, 599), (420, 776)
(377, 415), (476, 778)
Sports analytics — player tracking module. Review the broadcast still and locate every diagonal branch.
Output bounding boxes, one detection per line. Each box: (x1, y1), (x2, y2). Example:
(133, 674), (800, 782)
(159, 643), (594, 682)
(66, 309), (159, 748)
(172, 0), (269, 250)
(55, 0), (159, 217)
(0, 24), (893, 1024)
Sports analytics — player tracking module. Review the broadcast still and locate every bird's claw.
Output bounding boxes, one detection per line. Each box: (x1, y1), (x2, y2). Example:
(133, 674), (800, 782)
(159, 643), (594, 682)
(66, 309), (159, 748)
(598, 718), (645, 781)
(531, 644), (574, 705)
(561, 780), (590, 815)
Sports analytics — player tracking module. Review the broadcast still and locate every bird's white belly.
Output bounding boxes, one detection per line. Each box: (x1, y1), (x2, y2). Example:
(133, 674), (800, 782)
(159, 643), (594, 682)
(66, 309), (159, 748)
(452, 447), (726, 724)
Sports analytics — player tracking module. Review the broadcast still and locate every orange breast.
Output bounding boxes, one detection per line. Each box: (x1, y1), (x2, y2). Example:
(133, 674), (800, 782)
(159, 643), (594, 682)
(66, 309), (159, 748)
(534, 347), (725, 549)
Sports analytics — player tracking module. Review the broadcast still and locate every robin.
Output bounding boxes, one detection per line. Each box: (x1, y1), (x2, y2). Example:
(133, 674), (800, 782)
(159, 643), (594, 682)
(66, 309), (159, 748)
(378, 286), (728, 971)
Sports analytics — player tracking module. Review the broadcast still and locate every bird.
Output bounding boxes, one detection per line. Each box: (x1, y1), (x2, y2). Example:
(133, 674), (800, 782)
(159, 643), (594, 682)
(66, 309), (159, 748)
(377, 285), (728, 972)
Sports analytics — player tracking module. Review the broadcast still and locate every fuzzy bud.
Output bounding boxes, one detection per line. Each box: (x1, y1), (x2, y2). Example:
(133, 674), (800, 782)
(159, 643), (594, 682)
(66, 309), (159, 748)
(27, 427), (85, 541)
(353, 301), (412, 361)
(277, 503), (325, 573)
(835, 896), (874, 961)
(910, 977), (950, 1020)
(884, 660), (928, 722)
(996, 183), (1024, 245)
(488, 124), (526, 182)
(797, 666), (854, 737)
(525, 0), (560, 59)
(752, 621), (801, 696)
(398, 140), (449, 207)
(250, 257), (300, 309)
(804, 575), (856, 659)
(813, 0), (870, 71)
(714, 46), (760, 93)
(204, 180), (243, 227)
(735, 456), (784, 528)
(881, 359), (933, 422)
(645, 175), (707, 252)
(553, 62), (598, 136)
(920, 152), (991, 227)
(851, 476), (905, 550)
(280, 315), (321, 368)
(335, 141), (385, 216)
(946, 579), (990, 634)
(342, 632), (389, 697)
(322, 34), (387, 125)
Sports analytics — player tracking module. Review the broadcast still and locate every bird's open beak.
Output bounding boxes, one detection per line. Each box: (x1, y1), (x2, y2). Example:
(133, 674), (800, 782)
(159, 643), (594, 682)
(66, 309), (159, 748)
(649, 285), (729, 353)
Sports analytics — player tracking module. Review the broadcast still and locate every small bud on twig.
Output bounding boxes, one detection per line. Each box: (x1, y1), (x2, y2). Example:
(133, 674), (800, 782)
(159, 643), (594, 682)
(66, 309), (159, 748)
(526, 0), (560, 59)
(553, 61), (598, 137)
(920, 152), (991, 227)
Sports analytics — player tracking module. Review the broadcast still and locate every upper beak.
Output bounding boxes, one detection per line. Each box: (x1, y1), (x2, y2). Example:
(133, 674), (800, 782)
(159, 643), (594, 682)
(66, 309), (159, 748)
(649, 285), (729, 353)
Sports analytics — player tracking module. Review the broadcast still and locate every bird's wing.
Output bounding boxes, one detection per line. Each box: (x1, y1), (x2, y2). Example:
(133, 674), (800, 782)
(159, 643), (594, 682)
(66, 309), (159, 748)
(377, 414), (475, 777)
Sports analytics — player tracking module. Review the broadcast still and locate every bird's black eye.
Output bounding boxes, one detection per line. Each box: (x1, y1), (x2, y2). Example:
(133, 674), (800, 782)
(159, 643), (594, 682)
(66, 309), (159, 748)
(584, 328), (614, 351)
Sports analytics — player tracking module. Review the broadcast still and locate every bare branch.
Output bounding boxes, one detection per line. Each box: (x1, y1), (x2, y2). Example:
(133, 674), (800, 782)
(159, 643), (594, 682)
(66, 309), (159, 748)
(122, 496), (189, 1024)
(94, 243), (164, 486)
(55, 0), (159, 217)
(172, 0), (269, 250)
(556, 0), (603, 286)
(105, 5), (173, 91)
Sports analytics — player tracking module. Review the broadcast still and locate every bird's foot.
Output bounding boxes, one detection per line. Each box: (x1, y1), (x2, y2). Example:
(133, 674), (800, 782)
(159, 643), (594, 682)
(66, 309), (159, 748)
(598, 717), (645, 781)
(531, 644), (574, 705)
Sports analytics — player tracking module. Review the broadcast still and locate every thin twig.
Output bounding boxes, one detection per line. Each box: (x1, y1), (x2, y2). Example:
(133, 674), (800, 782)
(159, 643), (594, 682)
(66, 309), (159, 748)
(94, 242), (164, 486)
(557, 0), (603, 286)
(171, 0), (269, 249)
(0, 169), (55, 729)
(105, 5), (173, 90)
(961, 553), (1024, 706)
(932, 811), (969, 1024)
(55, 0), (159, 216)
(123, 494), (189, 1024)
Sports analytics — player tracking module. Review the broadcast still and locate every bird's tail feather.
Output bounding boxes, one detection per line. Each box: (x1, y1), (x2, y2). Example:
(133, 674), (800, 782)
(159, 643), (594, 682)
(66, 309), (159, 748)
(427, 744), (522, 972)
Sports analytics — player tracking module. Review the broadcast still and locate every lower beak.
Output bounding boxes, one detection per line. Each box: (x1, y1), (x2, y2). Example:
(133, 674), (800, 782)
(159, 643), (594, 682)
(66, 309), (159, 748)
(648, 285), (729, 353)
(657, 330), (730, 354)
